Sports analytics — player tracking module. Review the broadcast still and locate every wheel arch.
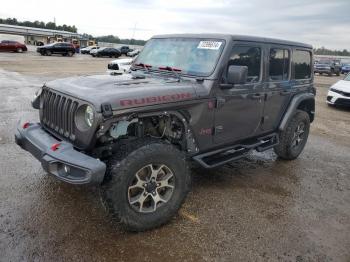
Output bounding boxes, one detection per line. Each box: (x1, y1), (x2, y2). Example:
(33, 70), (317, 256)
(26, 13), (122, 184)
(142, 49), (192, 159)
(279, 93), (315, 131)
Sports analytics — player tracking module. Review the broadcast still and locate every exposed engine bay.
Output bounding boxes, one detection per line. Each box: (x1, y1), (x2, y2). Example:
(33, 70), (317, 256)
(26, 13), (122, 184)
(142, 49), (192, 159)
(94, 114), (187, 159)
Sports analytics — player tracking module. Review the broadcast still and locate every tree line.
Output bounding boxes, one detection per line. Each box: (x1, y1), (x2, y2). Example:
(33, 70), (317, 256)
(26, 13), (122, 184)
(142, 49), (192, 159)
(314, 47), (350, 56)
(92, 35), (147, 46)
(0, 17), (77, 33)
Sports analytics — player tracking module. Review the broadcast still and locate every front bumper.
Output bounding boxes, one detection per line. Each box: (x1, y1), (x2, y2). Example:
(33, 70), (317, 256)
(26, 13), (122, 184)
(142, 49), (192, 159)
(15, 122), (106, 185)
(326, 90), (350, 106)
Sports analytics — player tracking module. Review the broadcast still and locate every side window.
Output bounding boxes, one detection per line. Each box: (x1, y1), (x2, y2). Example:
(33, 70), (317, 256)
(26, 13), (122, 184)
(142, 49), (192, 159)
(269, 48), (290, 81)
(293, 50), (312, 79)
(229, 45), (261, 83)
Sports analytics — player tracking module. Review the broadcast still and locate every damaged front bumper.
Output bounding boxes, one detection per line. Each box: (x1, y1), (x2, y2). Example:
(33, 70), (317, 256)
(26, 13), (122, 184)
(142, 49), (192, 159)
(15, 122), (106, 185)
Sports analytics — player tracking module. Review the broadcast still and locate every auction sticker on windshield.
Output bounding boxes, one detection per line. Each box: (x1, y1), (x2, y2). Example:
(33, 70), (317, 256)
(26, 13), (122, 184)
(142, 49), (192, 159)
(197, 41), (222, 50)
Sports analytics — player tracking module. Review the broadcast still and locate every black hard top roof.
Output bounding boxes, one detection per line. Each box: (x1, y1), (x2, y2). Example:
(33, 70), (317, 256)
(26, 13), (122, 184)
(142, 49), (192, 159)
(152, 33), (312, 49)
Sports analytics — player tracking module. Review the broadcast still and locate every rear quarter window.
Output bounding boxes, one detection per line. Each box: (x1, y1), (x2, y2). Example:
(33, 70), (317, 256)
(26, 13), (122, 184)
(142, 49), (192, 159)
(293, 50), (312, 79)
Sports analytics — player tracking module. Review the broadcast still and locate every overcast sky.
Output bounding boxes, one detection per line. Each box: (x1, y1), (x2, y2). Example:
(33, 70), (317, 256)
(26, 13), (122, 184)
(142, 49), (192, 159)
(1, 0), (349, 49)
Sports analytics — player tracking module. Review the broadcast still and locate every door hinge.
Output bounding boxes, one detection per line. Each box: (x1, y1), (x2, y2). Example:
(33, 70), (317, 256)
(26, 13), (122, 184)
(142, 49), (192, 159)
(213, 125), (224, 135)
(216, 98), (226, 108)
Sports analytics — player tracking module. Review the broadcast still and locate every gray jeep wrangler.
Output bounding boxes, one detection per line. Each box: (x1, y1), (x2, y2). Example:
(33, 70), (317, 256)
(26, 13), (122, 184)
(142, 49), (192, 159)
(15, 34), (315, 231)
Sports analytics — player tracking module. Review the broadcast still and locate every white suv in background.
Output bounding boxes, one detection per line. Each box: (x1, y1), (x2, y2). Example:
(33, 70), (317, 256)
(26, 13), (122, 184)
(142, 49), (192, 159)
(327, 73), (350, 107)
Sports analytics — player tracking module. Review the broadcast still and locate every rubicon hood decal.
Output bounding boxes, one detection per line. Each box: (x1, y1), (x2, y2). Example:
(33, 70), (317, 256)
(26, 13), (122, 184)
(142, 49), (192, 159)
(120, 93), (192, 106)
(45, 74), (199, 111)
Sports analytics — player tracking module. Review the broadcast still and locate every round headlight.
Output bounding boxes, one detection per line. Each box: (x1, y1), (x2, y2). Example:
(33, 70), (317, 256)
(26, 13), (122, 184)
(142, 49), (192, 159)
(84, 105), (94, 127)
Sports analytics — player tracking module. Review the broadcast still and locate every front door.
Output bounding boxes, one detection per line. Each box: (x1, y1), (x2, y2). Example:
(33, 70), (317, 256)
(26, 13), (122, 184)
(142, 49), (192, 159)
(214, 43), (265, 145)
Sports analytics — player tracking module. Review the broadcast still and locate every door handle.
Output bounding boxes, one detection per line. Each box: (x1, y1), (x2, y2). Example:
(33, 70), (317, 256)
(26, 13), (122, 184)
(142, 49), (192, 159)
(280, 90), (292, 96)
(251, 93), (263, 99)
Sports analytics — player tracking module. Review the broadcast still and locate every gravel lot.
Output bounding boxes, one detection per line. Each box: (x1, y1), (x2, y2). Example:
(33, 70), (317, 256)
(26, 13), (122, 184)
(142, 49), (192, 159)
(0, 50), (349, 262)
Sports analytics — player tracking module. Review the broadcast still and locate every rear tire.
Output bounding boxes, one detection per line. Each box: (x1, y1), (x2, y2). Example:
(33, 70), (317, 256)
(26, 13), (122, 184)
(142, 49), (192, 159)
(67, 51), (73, 57)
(274, 110), (310, 160)
(102, 139), (191, 231)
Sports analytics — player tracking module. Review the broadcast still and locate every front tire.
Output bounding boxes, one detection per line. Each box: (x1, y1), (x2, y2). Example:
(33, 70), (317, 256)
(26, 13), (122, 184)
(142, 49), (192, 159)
(16, 48), (23, 53)
(274, 110), (310, 160)
(103, 139), (191, 231)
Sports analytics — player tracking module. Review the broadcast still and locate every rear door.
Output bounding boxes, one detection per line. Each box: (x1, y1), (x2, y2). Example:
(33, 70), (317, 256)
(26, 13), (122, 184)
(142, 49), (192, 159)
(262, 46), (293, 132)
(214, 42), (265, 145)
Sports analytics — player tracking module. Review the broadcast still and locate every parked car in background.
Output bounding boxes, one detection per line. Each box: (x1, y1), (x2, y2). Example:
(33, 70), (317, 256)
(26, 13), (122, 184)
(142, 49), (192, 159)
(0, 40), (27, 53)
(118, 46), (133, 55)
(107, 57), (133, 72)
(89, 47), (101, 56)
(37, 42), (76, 56)
(35, 41), (44, 46)
(81, 46), (100, 54)
(92, 47), (121, 58)
(341, 63), (350, 74)
(327, 73), (350, 107)
(127, 49), (140, 57)
(314, 59), (341, 76)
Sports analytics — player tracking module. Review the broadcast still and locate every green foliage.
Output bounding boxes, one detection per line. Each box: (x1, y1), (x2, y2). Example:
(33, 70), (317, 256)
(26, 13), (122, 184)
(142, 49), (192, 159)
(0, 17), (78, 33)
(314, 47), (350, 56)
(95, 35), (147, 45)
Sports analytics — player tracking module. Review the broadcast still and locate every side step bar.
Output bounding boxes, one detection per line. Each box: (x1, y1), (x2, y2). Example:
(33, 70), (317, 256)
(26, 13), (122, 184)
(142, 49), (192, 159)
(192, 133), (279, 169)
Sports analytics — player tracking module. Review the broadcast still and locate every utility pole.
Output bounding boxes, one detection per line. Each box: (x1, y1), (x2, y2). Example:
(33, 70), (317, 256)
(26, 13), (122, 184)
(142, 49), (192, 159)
(130, 22), (138, 44)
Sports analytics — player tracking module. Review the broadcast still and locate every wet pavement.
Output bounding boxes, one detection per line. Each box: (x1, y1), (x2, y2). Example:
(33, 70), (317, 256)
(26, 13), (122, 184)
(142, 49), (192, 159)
(0, 51), (349, 261)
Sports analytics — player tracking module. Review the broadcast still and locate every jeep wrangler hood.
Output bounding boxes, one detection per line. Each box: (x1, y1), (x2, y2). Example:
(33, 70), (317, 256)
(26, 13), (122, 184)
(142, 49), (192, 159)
(45, 74), (200, 111)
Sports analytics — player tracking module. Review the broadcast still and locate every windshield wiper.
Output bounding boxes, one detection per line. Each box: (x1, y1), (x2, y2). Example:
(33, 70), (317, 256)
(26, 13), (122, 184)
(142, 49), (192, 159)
(158, 66), (182, 82)
(134, 62), (152, 72)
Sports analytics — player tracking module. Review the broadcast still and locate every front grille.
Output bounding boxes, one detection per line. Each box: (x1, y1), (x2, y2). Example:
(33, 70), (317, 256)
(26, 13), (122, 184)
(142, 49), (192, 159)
(342, 91), (350, 97)
(335, 98), (350, 107)
(41, 89), (79, 141)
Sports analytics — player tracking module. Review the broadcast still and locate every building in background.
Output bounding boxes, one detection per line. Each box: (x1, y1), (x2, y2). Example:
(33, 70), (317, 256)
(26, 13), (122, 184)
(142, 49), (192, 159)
(0, 24), (94, 47)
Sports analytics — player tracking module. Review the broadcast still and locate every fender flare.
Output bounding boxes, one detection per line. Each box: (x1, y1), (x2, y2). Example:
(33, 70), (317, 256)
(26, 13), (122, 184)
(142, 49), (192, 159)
(279, 93), (315, 131)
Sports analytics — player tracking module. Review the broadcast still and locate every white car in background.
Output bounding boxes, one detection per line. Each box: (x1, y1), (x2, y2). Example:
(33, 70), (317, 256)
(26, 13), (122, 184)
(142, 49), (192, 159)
(327, 73), (350, 107)
(81, 46), (99, 54)
(90, 47), (105, 56)
(107, 57), (133, 73)
(127, 49), (140, 57)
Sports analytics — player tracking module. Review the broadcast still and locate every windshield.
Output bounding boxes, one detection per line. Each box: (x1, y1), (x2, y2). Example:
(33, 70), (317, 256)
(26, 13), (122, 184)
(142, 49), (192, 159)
(345, 74), (350, 81)
(134, 38), (225, 76)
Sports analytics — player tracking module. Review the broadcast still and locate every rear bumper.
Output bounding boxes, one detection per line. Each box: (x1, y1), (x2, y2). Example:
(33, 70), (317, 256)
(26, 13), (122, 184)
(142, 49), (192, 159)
(314, 69), (331, 73)
(15, 122), (106, 185)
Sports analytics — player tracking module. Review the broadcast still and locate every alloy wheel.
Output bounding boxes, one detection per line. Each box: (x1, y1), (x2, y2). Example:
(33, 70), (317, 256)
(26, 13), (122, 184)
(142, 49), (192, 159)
(128, 164), (175, 213)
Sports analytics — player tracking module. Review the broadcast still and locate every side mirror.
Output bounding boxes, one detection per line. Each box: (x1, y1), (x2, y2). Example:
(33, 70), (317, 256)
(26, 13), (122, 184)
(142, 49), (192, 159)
(227, 65), (248, 85)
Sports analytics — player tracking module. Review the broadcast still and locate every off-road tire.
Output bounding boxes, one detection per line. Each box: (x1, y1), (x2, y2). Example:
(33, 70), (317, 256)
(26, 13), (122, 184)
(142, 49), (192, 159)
(274, 110), (310, 160)
(102, 138), (191, 231)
